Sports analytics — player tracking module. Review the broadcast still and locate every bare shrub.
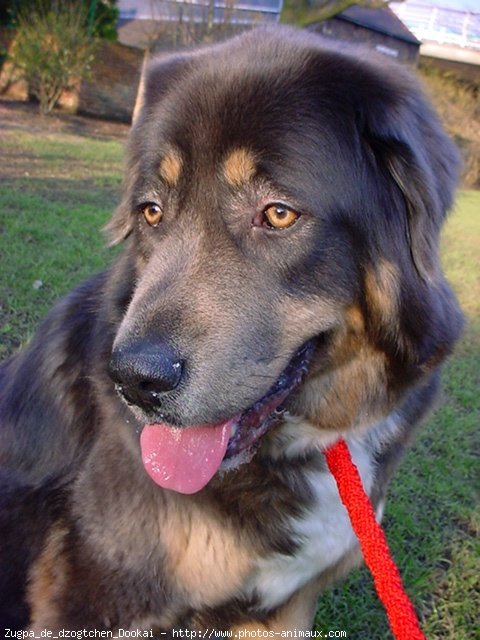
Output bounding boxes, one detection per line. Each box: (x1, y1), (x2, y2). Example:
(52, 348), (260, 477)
(10, 1), (96, 115)
(419, 62), (480, 189)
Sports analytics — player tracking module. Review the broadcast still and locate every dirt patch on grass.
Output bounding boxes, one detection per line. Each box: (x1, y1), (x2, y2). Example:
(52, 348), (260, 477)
(0, 98), (130, 140)
(0, 99), (127, 199)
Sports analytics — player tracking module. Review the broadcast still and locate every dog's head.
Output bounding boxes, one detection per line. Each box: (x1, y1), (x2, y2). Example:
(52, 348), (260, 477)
(106, 27), (463, 493)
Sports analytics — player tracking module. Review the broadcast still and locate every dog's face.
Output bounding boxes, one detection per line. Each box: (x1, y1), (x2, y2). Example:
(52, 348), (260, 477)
(106, 28), (462, 493)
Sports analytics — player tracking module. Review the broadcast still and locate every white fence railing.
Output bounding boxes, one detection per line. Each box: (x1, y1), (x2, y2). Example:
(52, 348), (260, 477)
(391, 1), (480, 50)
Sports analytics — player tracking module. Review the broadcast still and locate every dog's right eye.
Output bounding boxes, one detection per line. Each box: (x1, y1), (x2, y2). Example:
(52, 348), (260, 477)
(140, 203), (163, 227)
(254, 204), (300, 230)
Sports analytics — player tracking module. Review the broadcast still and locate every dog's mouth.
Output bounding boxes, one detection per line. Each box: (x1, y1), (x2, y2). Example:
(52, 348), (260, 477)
(140, 341), (314, 494)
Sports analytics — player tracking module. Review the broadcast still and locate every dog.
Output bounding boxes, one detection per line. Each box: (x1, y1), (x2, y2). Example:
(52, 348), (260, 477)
(0, 26), (463, 634)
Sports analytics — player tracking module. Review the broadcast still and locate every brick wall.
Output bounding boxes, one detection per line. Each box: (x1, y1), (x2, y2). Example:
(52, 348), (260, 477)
(0, 28), (28, 100)
(77, 41), (144, 122)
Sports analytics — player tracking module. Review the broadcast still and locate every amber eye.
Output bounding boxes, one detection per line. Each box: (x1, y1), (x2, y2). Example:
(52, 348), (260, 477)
(262, 204), (299, 230)
(140, 202), (163, 227)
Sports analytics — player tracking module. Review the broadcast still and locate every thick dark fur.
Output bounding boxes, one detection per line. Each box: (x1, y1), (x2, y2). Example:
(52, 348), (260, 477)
(0, 27), (463, 634)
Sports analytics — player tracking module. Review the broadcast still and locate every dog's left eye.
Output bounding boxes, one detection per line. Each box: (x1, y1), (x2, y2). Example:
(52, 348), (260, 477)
(256, 204), (299, 230)
(140, 203), (163, 227)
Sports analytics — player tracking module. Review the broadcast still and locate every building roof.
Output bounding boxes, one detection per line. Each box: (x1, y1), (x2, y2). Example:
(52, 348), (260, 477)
(334, 6), (421, 46)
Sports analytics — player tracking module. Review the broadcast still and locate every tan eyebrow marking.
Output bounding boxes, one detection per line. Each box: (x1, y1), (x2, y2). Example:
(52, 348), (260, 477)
(223, 148), (257, 186)
(159, 148), (183, 187)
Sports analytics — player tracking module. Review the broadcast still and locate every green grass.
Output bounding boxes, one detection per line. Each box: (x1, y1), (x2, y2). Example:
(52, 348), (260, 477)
(0, 122), (478, 638)
(0, 128), (124, 355)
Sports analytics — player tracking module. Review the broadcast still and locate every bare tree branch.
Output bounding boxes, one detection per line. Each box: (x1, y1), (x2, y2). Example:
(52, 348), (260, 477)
(282, 0), (398, 26)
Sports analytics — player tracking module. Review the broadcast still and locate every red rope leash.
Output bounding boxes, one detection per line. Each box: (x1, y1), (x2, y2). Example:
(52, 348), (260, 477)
(324, 439), (426, 640)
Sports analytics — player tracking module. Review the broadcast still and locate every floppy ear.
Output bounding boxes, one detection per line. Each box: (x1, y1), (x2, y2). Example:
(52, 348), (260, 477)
(302, 66), (465, 434)
(104, 53), (191, 246)
(359, 68), (464, 378)
(364, 81), (459, 281)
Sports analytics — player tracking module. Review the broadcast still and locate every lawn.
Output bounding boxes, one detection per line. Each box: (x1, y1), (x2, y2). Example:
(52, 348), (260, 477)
(0, 108), (478, 638)
(0, 120), (125, 356)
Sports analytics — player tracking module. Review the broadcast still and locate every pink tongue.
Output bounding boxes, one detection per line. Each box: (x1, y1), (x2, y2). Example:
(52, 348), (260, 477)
(140, 421), (232, 494)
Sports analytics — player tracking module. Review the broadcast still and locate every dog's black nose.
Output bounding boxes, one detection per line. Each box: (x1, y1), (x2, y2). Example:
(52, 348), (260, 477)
(109, 339), (183, 411)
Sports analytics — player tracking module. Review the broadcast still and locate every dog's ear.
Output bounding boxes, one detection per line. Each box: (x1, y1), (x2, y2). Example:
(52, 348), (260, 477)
(362, 74), (460, 281)
(359, 66), (463, 377)
(104, 54), (191, 246)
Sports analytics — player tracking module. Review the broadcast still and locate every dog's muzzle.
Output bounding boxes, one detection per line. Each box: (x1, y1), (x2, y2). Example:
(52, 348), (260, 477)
(108, 336), (315, 494)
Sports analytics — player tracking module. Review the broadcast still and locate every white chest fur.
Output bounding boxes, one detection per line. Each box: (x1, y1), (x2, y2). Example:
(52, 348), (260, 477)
(244, 434), (375, 610)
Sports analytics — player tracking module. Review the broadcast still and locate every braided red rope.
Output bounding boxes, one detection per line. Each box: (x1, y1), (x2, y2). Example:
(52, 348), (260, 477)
(324, 439), (426, 640)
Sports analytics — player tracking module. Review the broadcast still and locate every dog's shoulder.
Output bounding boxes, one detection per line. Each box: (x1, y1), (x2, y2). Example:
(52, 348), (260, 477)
(0, 271), (112, 483)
